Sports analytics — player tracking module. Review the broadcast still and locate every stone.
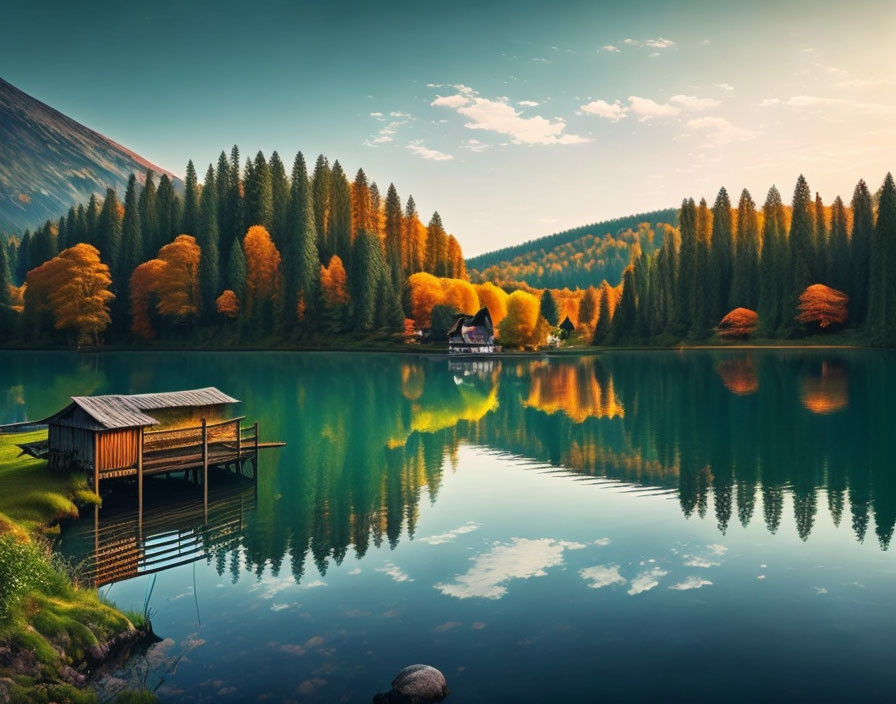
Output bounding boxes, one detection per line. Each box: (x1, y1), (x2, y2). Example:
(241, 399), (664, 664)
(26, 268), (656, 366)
(373, 664), (448, 703)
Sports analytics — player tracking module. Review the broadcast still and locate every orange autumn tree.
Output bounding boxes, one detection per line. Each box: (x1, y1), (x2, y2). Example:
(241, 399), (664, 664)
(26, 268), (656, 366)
(441, 278), (479, 316)
(25, 244), (114, 345)
(320, 255), (350, 331)
(129, 258), (166, 340)
(796, 284), (849, 329)
(717, 308), (759, 339)
(408, 272), (445, 328)
(155, 235), (201, 323)
(500, 290), (548, 349)
(216, 290), (240, 319)
(474, 282), (509, 327)
(243, 225), (282, 327)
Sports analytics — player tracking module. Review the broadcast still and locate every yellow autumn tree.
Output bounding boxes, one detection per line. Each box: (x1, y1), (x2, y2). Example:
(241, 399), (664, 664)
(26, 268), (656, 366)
(129, 258), (166, 340)
(25, 244), (114, 345)
(155, 235), (201, 321)
(474, 282), (509, 326)
(499, 290), (548, 349)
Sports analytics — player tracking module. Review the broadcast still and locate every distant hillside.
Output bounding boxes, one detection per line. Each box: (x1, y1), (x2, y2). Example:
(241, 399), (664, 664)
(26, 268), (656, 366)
(467, 209), (678, 289)
(0, 77), (181, 234)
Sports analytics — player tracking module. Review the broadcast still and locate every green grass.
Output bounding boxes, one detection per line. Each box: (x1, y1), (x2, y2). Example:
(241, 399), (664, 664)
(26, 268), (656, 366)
(0, 432), (151, 703)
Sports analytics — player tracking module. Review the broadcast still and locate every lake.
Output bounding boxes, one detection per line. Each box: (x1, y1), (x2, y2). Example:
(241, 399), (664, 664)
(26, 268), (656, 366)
(2, 349), (895, 702)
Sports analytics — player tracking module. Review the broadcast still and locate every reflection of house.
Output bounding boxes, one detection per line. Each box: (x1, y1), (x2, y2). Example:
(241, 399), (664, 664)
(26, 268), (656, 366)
(447, 308), (501, 355)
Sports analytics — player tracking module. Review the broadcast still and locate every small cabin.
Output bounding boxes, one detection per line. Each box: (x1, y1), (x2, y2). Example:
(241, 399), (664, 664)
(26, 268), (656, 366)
(44, 387), (238, 474)
(447, 308), (501, 355)
(558, 316), (575, 339)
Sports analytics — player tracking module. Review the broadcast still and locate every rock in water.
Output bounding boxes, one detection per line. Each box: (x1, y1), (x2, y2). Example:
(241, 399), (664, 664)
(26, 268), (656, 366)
(373, 664), (448, 703)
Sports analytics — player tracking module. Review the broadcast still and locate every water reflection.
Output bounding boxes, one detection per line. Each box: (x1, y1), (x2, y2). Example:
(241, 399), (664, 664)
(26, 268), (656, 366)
(1, 349), (893, 593)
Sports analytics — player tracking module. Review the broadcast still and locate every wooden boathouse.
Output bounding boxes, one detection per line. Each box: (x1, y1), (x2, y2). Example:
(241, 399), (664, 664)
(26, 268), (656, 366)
(27, 387), (283, 505)
(447, 307), (501, 355)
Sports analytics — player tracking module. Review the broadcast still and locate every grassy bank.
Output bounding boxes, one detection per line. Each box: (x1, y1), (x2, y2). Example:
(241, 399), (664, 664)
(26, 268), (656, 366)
(0, 432), (154, 704)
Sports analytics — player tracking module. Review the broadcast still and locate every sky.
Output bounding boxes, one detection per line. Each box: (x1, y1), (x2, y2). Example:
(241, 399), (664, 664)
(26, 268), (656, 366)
(3, 0), (896, 256)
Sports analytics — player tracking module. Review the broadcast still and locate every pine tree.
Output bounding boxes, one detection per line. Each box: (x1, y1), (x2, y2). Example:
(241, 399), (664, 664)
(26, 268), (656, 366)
(85, 194), (100, 247)
(97, 187), (122, 278)
(369, 182), (382, 236)
(384, 183), (404, 292)
(226, 145), (244, 252)
(850, 179), (873, 325)
(592, 287), (611, 345)
(730, 188), (759, 309)
(404, 196), (421, 273)
(425, 212), (447, 275)
(31, 221), (57, 269)
(813, 192), (828, 284)
(867, 173), (896, 345)
(539, 289), (559, 326)
(689, 198), (712, 339)
(226, 237), (247, 301)
(156, 174), (179, 249)
(785, 175), (814, 336)
(198, 165), (220, 322)
(56, 216), (67, 254)
(375, 270), (405, 331)
(138, 170), (159, 260)
(312, 155), (331, 259)
(829, 196), (850, 293)
(17, 231), (31, 283)
(215, 151), (230, 242)
(181, 160), (199, 236)
(757, 186), (787, 337)
(708, 186), (733, 323)
(0, 234), (11, 305)
(74, 204), (87, 247)
(284, 152), (320, 332)
(609, 266), (637, 344)
(270, 151), (290, 250)
(350, 230), (387, 330)
(120, 174), (143, 282)
(64, 207), (77, 249)
(328, 161), (352, 265)
(245, 151), (273, 229)
(351, 168), (372, 237)
(674, 198), (697, 337)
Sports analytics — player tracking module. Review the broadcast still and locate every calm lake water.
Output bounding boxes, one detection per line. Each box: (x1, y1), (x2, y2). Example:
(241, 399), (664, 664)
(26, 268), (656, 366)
(2, 350), (895, 702)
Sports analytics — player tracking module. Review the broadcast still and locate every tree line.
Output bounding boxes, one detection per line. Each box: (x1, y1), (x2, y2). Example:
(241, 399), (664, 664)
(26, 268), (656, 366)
(0, 148), (466, 344)
(585, 173), (896, 347)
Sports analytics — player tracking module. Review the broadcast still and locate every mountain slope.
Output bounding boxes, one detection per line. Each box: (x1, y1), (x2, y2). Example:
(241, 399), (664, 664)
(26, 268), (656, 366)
(0, 77), (181, 233)
(467, 208), (678, 289)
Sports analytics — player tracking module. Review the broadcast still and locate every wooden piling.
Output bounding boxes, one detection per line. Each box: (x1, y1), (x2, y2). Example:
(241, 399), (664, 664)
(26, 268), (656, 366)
(137, 426), (144, 537)
(201, 418), (208, 516)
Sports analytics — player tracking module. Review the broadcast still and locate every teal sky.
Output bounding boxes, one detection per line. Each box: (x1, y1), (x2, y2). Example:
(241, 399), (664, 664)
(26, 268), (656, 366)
(4, 0), (895, 255)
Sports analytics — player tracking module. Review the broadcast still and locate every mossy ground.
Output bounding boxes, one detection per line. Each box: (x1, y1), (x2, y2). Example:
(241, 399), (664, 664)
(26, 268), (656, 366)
(0, 433), (155, 704)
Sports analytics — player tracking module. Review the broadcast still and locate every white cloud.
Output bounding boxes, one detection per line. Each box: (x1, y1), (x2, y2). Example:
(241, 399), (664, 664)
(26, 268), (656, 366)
(432, 86), (589, 145)
(602, 44), (620, 52)
(435, 538), (585, 599)
(628, 567), (668, 595)
(419, 521), (480, 545)
(270, 603), (291, 611)
(593, 537), (611, 546)
(376, 563), (413, 582)
(432, 94), (471, 108)
(683, 556), (720, 569)
(628, 96), (680, 120)
(518, 100), (540, 107)
(463, 139), (489, 153)
(670, 577), (712, 591)
(717, 83), (735, 91)
(580, 564), (626, 589)
(686, 117), (757, 146)
(406, 142), (454, 161)
(670, 94), (720, 111)
(707, 544), (728, 555)
(623, 37), (675, 49)
(580, 99), (627, 121)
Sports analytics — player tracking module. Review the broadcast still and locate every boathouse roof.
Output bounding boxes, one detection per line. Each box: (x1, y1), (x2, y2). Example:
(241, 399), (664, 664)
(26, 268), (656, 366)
(49, 387), (239, 430)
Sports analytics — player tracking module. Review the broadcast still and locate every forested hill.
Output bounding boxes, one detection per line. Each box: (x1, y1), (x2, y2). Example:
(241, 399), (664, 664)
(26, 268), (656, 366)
(0, 77), (181, 233)
(467, 209), (678, 289)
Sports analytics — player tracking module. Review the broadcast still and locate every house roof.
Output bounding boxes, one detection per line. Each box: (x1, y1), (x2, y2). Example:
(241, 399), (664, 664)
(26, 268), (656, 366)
(52, 387), (239, 430)
(448, 308), (493, 337)
(559, 316), (575, 331)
